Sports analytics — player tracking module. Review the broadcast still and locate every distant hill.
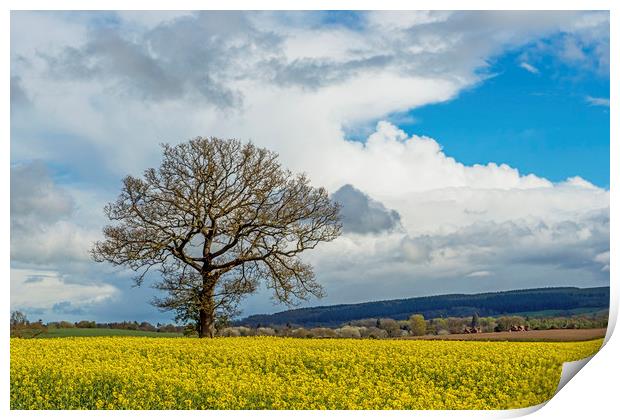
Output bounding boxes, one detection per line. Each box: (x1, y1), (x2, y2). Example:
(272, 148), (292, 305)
(239, 286), (609, 327)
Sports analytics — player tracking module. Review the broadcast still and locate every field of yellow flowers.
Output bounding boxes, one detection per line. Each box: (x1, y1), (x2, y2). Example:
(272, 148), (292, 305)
(10, 337), (601, 410)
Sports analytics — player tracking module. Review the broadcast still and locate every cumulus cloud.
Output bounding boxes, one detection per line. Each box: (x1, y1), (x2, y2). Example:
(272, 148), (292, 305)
(328, 121), (554, 199)
(10, 162), (100, 266)
(332, 184), (401, 234)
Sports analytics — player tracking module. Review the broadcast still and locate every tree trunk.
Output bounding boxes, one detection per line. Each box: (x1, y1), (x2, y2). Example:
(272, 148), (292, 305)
(198, 306), (215, 338)
(198, 275), (216, 338)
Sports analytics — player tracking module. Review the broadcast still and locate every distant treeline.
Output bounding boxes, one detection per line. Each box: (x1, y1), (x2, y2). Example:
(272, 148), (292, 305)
(10, 311), (185, 338)
(10, 309), (607, 339)
(239, 287), (610, 327)
(46, 320), (184, 333)
(219, 312), (608, 338)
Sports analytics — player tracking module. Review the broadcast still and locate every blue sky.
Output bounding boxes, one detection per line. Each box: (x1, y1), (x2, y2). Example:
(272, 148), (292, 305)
(10, 11), (610, 323)
(398, 46), (609, 188)
(343, 35), (610, 188)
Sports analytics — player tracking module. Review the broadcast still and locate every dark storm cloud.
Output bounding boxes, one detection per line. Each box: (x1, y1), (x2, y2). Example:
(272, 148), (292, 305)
(332, 184), (401, 234)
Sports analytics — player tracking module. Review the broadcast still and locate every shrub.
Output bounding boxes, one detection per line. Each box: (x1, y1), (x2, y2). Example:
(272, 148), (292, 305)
(447, 318), (468, 334)
(360, 327), (388, 339)
(10, 312), (47, 338)
(310, 328), (337, 338)
(378, 319), (400, 337)
(157, 324), (179, 333)
(335, 326), (361, 338)
(218, 327), (241, 337)
(397, 320), (411, 331)
(237, 326), (254, 337)
(139, 322), (157, 332)
(409, 314), (426, 336)
(495, 316), (526, 332)
(350, 318), (379, 328)
(291, 328), (313, 338)
(256, 327), (276, 336)
(479, 317), (497, 333)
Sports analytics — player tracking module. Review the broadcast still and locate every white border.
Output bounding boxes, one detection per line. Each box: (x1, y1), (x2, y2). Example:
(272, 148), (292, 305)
(4, 1), (617, 419)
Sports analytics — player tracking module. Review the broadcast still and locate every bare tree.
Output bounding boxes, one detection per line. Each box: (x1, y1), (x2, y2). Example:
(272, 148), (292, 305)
(91, 137), (341, 337)
(10, 310), (28, 327)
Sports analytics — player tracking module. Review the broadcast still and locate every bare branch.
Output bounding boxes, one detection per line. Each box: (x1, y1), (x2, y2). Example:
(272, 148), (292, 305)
(91, 136), (341, 337)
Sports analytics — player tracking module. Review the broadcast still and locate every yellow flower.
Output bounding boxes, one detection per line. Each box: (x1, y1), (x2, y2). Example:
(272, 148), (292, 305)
(10, 336), (601, 410)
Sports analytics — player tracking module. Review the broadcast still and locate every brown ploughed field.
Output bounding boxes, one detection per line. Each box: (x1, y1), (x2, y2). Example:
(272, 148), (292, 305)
(401, 328), (607, 342)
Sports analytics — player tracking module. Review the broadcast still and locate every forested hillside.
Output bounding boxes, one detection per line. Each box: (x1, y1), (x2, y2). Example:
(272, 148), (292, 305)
(239, 287), (609, 327)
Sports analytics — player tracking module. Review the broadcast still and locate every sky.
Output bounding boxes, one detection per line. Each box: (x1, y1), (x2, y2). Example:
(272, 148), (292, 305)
(10, 11), (610, 323)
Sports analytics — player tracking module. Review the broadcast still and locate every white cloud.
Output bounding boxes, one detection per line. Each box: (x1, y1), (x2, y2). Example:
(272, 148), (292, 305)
(11, 268), (118, 310)
(366, 11), (451, 29)
(116, 11), (194, 29)
(586, 96), (610, 107)
(519, 62), (540, 74)
(466, 271), (493, 278)
(331, 121), (554, 198)
(594, 251), (610, 272)
(594, 251), (610, 264)
(10, 11), (87, 59)
(11, 220), (99, 266)
(10, 162), (102, 266)
(562, 176), (599, 189)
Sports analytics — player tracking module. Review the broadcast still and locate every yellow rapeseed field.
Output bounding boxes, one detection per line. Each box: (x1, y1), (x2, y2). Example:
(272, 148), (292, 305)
(10, 337), (601, 410)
